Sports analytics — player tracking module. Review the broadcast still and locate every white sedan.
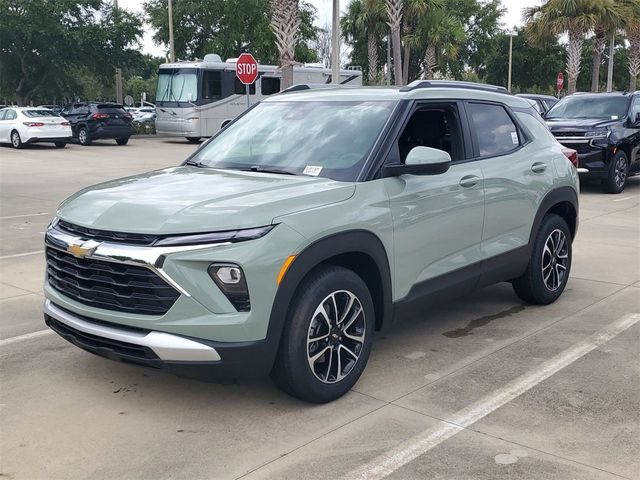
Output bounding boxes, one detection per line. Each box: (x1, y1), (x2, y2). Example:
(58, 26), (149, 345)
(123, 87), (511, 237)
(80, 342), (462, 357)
(0, 107), (72, 149)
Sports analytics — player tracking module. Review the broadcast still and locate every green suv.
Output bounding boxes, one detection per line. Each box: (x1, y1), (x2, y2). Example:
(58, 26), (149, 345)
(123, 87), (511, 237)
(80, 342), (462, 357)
(43, 81), (579, 403)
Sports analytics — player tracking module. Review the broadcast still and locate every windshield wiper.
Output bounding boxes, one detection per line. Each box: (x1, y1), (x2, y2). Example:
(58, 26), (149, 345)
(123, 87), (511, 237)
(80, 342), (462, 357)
(242, 166), (296, 175)
(184, 160), (207, 168)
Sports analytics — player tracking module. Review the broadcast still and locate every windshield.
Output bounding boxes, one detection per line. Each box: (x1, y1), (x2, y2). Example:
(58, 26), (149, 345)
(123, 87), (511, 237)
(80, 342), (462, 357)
(546, 95), (630, 120)
(156, 69), (198, 102)
(191, 101), (396, 181)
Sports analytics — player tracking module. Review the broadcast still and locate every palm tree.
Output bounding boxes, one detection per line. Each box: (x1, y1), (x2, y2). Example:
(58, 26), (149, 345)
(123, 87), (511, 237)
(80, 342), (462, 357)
(589, 0), (624, 92)
(400, 0), (430, 85)
(342, 0), (387, 84)
(621, 0), (640, 90)
(270, 0), (301, 89)
(525, 0), (600, 94)
(386, 0), (403, 85)
(408, 7), (464, 80)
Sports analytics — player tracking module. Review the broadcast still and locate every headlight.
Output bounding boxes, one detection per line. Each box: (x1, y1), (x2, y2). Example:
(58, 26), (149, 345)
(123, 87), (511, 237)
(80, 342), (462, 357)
(153, 225), (274, 247)
(585, 127), (610, 138)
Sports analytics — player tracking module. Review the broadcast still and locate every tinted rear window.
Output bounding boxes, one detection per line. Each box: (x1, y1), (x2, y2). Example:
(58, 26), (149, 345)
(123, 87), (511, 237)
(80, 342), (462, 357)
(97, 104), (126, 114)
(23, 109), (59, 117)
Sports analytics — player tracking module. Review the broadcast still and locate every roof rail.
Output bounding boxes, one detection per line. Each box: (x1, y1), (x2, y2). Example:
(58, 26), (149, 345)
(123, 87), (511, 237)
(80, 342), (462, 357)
(279, 83), (358, 94)
(400, 80), (509, 94)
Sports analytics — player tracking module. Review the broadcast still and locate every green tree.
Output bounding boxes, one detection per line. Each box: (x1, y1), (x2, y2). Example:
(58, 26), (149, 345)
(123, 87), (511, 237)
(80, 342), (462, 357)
(143, 0), (318, 66)
(0, 0), (142, 105)
(386, 0), (404, 85)
(525, 0), (602, 94)
(589, 0), (624, 92)
(621, 0), (640, 90)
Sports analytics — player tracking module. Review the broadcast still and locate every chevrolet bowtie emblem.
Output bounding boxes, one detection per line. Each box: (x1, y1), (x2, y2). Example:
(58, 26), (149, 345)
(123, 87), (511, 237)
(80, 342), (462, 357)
(66, 240), (100, 259)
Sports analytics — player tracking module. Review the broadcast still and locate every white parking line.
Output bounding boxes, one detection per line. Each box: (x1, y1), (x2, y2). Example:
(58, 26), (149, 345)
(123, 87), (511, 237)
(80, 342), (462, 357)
(0, 250), (44, 260)
(0, 329), (53, 347)
(348, 313), (640, 480)
(0, 213), (49, 220)
(612, 196), (634, 202)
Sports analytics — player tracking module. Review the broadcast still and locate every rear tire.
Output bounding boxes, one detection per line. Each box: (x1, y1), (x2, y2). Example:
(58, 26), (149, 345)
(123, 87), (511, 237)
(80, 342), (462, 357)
(271, 266), (375, 403)
(10, 130), (23, 149)
(78, 127), (92, 146)
(186, 137), (201, 144)
(512, 214), (572, 305)
(115, 137), (129, 145)
(601, 151), (628, 194)
(54, 142), (66, 148)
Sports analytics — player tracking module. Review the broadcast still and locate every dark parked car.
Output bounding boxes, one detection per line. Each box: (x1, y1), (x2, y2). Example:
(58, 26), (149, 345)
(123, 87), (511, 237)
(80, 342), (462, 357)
(545, 92), (640, 193)
(61, 102), (134, 146)
(516, 94), (559, 116)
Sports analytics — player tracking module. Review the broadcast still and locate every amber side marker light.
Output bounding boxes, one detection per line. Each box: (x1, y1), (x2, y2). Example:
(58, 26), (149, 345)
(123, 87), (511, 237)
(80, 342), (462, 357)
(277, 255), (296, 285)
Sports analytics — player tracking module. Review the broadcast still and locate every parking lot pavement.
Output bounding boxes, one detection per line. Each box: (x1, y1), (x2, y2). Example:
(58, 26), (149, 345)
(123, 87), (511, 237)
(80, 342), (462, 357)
(1, 139), (639, 480)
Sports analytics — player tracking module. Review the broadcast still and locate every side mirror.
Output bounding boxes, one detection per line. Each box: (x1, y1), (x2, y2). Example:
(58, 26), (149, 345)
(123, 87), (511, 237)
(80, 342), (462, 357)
(632, 112), (640, 127)
(384, 146), (451, 176)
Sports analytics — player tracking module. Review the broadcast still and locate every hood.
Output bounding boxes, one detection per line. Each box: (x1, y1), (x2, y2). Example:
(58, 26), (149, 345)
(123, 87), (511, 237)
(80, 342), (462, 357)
(58, 167), (355, 234)
(545, 117), (618, 132)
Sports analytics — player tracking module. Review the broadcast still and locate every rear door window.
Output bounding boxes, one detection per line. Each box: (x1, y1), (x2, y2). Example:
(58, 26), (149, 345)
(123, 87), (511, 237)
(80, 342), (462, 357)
(467, 103), (521, 157)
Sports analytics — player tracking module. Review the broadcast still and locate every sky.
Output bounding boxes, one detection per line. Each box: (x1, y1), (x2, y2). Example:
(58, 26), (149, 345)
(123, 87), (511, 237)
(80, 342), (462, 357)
(118, 0), (542, 58)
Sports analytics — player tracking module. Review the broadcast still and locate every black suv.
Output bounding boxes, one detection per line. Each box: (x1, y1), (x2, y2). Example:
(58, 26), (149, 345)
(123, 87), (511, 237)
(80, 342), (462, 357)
(61, 102), (134, 146)
(545, 92), (640, 193)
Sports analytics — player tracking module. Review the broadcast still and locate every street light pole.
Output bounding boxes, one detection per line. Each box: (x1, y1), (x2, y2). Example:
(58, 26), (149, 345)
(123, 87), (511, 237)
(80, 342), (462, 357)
(168, 0), (176, 62)
(606, 31), (615, 93)
(114, 0), (123, 104)
(507, 29), (517, 92)
(331, 0), (340, 84)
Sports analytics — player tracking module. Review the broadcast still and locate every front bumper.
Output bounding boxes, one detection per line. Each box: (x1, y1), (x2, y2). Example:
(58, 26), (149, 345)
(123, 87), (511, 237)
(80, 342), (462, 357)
(44, 299), (273, 379)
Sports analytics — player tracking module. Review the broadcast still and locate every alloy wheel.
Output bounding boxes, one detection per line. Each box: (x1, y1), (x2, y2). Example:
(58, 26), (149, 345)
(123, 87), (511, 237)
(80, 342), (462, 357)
(306, 290), (366, 384)
(541, 229), (569, 291)
(614, 157), (627, 188)
(11, 132), (20, 147)
(79, 129), (87, 144)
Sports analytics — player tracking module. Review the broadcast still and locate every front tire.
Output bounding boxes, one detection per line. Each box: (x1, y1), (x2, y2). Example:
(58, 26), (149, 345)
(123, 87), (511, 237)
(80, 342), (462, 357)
(601, 151), (628, 194)
(115, 137), (129, 145)
(512, 214), (572, 305)
(10, 130), (23, 149)
(271, 266), (375, 403)
(78, 127), (92, 146)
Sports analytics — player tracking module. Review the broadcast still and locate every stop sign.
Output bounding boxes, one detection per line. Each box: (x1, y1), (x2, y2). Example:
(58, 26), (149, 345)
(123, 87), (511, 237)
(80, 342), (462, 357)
(556, 72), (564, 92)
(236, 53), (258, 85)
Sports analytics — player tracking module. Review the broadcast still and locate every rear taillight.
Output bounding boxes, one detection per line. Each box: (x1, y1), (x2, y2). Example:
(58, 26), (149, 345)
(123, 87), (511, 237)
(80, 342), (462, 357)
(22, 122), (45, 127)
(124, 112), (132, 119)
(562, 147), (578, 168)
(90, 113), (109, 120)
(61, 121), (70, 126)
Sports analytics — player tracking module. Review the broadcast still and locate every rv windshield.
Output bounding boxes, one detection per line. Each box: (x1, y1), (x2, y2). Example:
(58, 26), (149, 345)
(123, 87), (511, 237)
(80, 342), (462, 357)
(156, 69), (198, 103)
(190, 100), (397, 182)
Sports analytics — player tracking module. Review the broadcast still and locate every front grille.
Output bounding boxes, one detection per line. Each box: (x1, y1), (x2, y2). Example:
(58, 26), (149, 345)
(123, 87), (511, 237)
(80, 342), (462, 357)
(553, 131), (585, 138)
(46, 247), (180, 315)
(57, 220), (159, 246)
(558, 141), (592, 154)
(46, 315), (161, 365)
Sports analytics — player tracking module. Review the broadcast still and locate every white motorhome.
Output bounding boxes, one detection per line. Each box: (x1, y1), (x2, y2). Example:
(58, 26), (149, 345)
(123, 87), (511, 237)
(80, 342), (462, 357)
(155, 54), (363, 142)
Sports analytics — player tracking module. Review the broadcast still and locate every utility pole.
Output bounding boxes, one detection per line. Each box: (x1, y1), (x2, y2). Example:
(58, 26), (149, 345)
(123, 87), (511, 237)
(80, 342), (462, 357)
(386, 31), (391, 86)
(507, 29), (517, 92)
(168, 0), (176, 62)
(331, 0), (340, 84)
(114, 0), (123, 104)
(606, 32), (615, 92)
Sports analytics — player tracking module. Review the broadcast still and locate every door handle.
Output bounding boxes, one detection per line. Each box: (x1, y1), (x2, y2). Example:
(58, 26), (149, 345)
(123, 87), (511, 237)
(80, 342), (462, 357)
(531, 162), (547, 173)
(459, 175), (480, 188)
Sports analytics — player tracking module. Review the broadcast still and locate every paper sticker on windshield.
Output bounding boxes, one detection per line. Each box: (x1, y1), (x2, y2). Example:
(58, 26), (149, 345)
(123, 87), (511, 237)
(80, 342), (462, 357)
(611, 115), (618, 120)
(511, 132), (519, 145)
(303, 165), (323, 176)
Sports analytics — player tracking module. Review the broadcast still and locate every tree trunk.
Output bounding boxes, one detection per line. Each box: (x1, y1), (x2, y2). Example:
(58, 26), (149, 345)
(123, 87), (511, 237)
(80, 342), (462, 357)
(591, 31), (606, 92)
(566, 26), (583, 95)
(421, 44), (436, 80)
(367, 32), (378, 84)
(386, 0), (403, 86)
(402, 43), (410, 85)
(270, 0), (301, 90)
(628, 24), (640, 92)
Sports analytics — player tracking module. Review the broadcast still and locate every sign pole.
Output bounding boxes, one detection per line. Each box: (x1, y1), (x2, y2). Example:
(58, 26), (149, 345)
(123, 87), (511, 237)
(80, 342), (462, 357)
(246, 84), (250, 108)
